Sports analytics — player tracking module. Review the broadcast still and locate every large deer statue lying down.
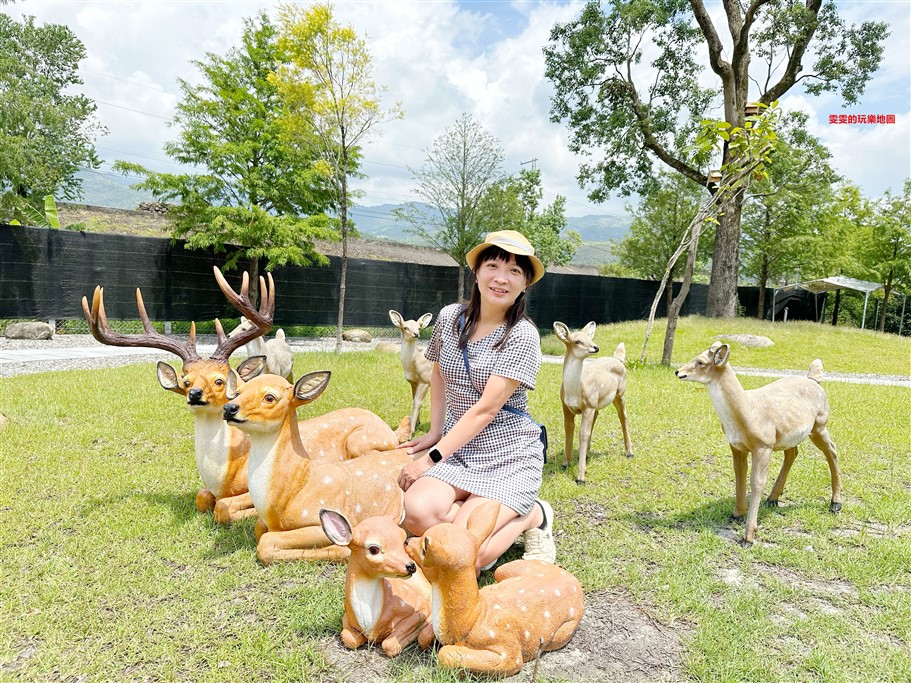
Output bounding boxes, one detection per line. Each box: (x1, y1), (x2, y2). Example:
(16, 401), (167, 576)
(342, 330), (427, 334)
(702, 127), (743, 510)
(319, 501), (433, 657)
(676, 342), (843, 545)
(223, 369), (418, 564)
(388, 310), (433, 439)
(406, 501), (584, 677)
(82, 266), (407, 525)
(553, 321), (633, 484)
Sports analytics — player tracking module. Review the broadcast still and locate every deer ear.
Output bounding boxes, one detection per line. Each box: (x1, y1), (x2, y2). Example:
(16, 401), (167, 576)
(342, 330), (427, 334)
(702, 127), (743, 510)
(319, 509), (352, 546)
(713, 344), (731, 367)
(383, 489), (406, 524)
(465, 501), (500, 545)
(294, 371), (331, 403)
(237, 355), (266, 380)
(389, 310), (403, 327)
(553, 322), (569, 343)
(225, 368), (240, 399)
(417, 312), (433, 329)
(583, 321), (597, 339)
(157, 362), (183, 393)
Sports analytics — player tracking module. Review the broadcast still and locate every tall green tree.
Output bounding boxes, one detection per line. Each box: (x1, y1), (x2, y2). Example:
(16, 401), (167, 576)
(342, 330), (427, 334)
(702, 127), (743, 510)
(858, 180), (911, 332)
(0, 14), (105, 223)
(273, 1), (403, 352)
(394, 113), (505, 300)
(544, 0), (889, 318)
(740, 111), (841, 317)
(616, 171), (709, 314)
(114, 12), (335, 302)
(478, 169), (581, 268)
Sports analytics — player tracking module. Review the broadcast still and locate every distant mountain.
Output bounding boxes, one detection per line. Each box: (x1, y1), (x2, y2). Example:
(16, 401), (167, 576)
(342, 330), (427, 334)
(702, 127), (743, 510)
(73, 176), (630, 265)
(75, 168), (156, 209)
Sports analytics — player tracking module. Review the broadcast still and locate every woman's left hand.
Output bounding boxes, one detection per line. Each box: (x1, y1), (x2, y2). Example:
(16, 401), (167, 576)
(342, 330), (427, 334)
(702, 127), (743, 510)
(397, 456), (434, 492)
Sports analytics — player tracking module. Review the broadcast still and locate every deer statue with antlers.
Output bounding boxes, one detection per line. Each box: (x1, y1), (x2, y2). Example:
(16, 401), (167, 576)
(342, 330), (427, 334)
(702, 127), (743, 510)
(405, 501), (584, 676)
(388, 310), (433, 438)
(222, 369), (419, 564)
(82, 266), (408, 525)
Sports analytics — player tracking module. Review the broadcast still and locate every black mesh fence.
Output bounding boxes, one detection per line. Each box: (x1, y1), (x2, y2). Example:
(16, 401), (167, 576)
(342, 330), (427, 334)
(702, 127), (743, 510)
(1, 225), (814, 329)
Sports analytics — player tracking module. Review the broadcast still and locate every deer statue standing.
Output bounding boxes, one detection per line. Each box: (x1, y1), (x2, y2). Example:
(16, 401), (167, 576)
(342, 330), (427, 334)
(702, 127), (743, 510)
(675, 341), (843, 545)
(405, 501), (584, 677)
(228, 315), (294, 381)
(388, 310), (433, 438)
(82, 267), (407, 525)
(223, 369), (418, 564)
(553, 321), (633, 484)
(319, 500), (434, 657)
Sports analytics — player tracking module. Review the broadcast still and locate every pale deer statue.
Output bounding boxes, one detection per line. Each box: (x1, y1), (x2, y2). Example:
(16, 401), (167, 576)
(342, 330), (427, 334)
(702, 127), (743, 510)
(223, 370), (418, 564)
(319, 500), (434, 657)
(229, 315), (294, 381)
(675, 341), (843, 545)
(405, 501), (584, 677)
(388, 310), (433, 438)
(553, 321), (633, 484)
(82, 267), (406, 525)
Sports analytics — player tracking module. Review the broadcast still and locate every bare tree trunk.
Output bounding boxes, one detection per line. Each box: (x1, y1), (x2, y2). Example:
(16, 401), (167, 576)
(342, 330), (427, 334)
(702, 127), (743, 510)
(248, 256), (260, 309)
(831, 288), (841, 325)
(706, 191), (745, 317)
(335, 172), (349, 354)
(665, 275), (674, 315)
(757, 256), (768, 319)
(662, 219), (702, 364)
(457, 265), (465, 301)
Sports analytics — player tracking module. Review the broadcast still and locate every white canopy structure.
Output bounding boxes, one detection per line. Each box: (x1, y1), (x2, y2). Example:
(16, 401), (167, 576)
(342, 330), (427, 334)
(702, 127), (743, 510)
(773, 276), (884, 329)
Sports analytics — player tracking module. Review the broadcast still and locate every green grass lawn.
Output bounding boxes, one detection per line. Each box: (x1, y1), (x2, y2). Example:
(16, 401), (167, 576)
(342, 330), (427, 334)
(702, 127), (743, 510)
(1, 318), (909, 682)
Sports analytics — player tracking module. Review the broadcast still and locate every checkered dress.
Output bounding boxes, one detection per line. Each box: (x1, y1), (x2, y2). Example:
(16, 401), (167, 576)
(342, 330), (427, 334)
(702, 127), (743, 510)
(422, 303), (544, 515)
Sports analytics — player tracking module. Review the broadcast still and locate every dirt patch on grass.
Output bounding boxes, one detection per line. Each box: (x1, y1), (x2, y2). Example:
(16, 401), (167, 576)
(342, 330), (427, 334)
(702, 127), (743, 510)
(317, 590), (685, 682)
(755, 562), (859, 599)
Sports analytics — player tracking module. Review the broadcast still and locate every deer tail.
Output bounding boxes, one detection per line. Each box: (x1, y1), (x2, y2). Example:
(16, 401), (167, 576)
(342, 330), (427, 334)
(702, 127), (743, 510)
(808, 359), (824, 383)
(394, 416), (411, 443)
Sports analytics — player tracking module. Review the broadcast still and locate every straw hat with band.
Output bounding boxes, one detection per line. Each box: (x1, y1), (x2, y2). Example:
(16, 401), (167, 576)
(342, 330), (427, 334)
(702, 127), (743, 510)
(465, 230), (545, 285)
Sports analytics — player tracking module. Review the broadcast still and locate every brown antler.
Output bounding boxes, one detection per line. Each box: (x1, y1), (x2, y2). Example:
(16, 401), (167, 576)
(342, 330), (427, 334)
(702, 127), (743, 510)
(81, 286), (202, 368)
(210, 266), (275, 363)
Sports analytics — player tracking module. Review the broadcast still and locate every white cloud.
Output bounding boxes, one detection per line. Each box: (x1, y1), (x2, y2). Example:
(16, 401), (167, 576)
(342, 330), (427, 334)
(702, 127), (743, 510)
(6, 0), (908, 218)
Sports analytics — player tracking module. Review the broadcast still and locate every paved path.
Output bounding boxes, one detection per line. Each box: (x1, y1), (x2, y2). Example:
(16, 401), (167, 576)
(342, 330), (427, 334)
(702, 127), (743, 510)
(2, 339), (908, 387)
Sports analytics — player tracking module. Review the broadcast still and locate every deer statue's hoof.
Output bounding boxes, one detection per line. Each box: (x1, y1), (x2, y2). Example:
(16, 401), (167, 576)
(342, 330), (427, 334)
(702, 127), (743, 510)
(765, 498), (780, 508)
(560, 464), (569, 471)
(830, 501), (843, 514)
(738, 538), (754, 549)
(625, 452), (634, 459)
(730, 513), (744, 523)
(575, 479), (586, 486)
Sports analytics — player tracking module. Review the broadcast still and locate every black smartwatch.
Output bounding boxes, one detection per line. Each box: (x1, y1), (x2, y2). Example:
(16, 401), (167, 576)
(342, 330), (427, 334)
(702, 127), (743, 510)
(428, 447), (444, 463)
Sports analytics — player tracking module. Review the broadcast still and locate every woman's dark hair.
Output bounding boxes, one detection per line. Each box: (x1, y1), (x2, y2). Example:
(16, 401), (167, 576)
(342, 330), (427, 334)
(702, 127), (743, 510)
(456, 245), (536, 350)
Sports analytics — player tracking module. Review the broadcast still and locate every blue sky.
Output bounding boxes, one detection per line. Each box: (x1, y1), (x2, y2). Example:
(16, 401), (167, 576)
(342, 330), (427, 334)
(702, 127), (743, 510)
(6, 0), (909, 218)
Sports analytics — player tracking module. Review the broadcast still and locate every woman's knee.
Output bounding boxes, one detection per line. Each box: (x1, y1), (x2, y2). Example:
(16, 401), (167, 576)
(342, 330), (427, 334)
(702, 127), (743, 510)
(403, 483), (455, 535)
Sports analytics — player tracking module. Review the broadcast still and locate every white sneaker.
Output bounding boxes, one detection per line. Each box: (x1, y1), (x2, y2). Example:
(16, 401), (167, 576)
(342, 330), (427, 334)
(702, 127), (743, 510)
(522, 500), (556, 563)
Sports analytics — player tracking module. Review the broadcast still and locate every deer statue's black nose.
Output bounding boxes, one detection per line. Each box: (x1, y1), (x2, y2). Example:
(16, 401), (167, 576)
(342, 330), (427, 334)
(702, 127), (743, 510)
(592, 345), (599, 353)
(405, 562), (416, 575)
(188, 388), (204, 403)
(223, 403), (239, 419)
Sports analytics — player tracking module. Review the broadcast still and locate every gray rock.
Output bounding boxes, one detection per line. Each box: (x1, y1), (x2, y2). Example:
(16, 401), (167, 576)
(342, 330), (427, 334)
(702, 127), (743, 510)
(4, 322), (54, 340)
(713, 333), (774, 348)
(342, 329), (372, 343)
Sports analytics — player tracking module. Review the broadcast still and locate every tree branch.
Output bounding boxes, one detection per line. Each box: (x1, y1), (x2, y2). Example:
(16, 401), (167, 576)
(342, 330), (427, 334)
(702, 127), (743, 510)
(760, 0), (823, 103)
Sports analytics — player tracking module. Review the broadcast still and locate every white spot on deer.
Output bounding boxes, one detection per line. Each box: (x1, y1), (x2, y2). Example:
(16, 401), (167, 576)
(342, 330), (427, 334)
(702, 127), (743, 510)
(356, 470), (364, 476)
(355, 503), (362, 514)
(488, 629), (496, 638)
(385, 483), (392, 491)
(569, 607), (575, 617)
(520, 604), (527, 612)
(544, 610), (551, 618)
(493, 603), (501, 610)
(323, 476), (333, 485)
(518, 588), (525, 594)
(524, 630), (530, 639)
(554, 589), (561, 596)
(319, 499), (325, 505)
